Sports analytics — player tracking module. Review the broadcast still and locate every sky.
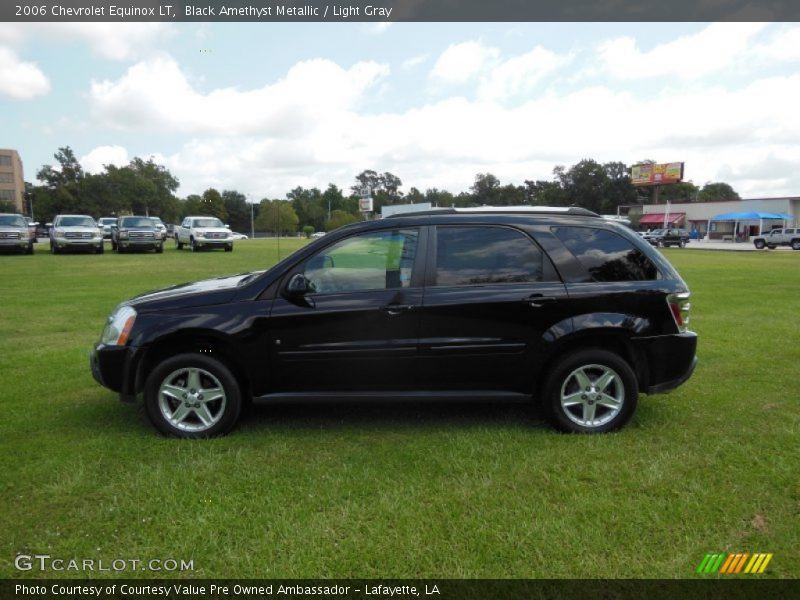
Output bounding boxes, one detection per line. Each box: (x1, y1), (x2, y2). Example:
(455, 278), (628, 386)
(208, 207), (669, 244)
(2, 21), (800, 201)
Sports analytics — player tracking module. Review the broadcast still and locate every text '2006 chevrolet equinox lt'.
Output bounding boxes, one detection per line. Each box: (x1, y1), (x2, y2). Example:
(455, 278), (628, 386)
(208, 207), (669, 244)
(91, 207), (697, 437)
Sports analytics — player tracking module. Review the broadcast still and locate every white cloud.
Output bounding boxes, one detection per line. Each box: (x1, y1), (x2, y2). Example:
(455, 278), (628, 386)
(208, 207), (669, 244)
(430, 41), (499, 85)
(752, 25), (800, 62)
(0, 23), (172, 61)
(90, 56), (390, 136)
(597, 23), (767, 80)
(80, 145), (130, 173)
(0, 46), (50, 99)
(478, 46), (570, 101)
(402, 53), (429, 70)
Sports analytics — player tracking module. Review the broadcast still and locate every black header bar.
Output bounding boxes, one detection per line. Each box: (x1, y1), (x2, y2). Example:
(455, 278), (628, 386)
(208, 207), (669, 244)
(3, 0), (800, 23)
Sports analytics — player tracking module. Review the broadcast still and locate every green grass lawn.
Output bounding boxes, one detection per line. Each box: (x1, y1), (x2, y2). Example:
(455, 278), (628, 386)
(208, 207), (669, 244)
(1, 242), (798, 579)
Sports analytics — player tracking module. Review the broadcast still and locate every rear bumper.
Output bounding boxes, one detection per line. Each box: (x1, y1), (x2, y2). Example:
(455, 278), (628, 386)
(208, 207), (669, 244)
(633, 331), (698, 394)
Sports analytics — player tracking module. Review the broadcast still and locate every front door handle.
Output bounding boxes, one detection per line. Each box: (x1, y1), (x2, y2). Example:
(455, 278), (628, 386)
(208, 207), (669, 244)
(526, 294), (557, 308)
(381, 304), (415, 315)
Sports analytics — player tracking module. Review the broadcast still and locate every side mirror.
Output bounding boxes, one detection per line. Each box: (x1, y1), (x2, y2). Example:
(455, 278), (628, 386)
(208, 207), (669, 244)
(286, 273), (310, 296)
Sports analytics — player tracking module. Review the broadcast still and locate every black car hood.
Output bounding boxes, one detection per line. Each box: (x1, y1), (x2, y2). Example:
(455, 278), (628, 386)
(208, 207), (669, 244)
(127, 272), (256, 311)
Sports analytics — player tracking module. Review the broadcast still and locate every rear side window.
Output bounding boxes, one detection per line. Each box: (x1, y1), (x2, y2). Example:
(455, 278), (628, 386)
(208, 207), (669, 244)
(435, 226), (543, 286)
(552, 226), (658, 282)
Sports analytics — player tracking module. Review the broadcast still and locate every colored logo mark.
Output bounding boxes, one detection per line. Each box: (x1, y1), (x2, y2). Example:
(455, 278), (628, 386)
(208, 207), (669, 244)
(696, 553), (773, 574)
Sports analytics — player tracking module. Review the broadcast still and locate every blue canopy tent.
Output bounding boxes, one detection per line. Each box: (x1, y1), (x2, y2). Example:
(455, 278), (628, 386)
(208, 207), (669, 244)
(709, 211), (794, 241)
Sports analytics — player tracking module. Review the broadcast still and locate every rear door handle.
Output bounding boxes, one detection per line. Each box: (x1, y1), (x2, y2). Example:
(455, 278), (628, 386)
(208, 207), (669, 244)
(381, 304), (415, 315)
(526, 294), (556, 308)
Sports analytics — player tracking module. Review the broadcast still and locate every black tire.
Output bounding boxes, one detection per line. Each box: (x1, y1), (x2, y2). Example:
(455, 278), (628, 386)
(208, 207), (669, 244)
(768, 244), (776, 250)
(190, 238), (198, 252)
(542, 349), (638, 434)
(678, 240), (686, 248)
(175, 236), (183, 250)
(224, 244), (233, 252)
(156, 244), (164, 254)
(50, 243), (59, 255)
(791, 240), (800, 251)
(96, 243), (104, 254)
(26, 243), (34, 255)
(657, 240), (664, 248)
(143, 353), (242, 438)
(754, 240), (765, 249)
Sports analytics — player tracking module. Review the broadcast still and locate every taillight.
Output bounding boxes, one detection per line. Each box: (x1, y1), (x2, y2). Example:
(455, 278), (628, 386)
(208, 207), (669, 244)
(667, 292), (691, 332)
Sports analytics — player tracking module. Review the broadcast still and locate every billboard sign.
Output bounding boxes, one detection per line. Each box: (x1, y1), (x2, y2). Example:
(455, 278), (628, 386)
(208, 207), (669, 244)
(359, 197), (374, 212)
(631, 162), (684, 186)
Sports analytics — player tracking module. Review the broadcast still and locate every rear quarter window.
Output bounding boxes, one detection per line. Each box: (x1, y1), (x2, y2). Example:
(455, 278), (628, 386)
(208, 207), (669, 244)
(552, 226), (659, 282)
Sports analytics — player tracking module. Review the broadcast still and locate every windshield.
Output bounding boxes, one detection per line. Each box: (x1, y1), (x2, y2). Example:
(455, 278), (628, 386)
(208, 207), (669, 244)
(0, 215), (27, 227)
(120, 217), (154, 228)
(192, 218), (224, 228)
(98, 218), (117, 225)
(151, 217), (164, 226)
(59, 216), (96, 227)
(649, 229), (665, 235)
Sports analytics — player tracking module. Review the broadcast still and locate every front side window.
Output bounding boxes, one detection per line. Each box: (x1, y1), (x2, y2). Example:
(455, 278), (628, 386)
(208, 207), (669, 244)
(303, 228), (418, 294)
(435, 226), (543, 286)
(553, 226), (658, 282)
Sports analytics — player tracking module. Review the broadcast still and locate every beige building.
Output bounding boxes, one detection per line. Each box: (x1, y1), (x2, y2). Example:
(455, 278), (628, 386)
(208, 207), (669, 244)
(0, 149), (25, 214)
(623, 196), (800, 241)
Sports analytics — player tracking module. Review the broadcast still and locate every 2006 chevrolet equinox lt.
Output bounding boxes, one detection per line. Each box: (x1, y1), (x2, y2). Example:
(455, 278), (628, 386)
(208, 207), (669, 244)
(91, 207), (697, 437)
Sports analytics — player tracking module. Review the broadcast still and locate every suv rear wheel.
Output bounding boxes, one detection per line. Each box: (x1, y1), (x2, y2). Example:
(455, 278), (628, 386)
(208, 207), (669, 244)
(144, 353), (242, 438)
(542, 349), (638, 433)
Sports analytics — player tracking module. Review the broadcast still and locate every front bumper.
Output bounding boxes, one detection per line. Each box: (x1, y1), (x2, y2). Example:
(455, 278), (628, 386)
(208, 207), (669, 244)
(54, 236), (103, 248)
(118, 239), (161, 250)
(0, 238), (30, 249)
(90, 343), (139, 402)
(194, 238), (232, 247)
(633, 331), (698, 394)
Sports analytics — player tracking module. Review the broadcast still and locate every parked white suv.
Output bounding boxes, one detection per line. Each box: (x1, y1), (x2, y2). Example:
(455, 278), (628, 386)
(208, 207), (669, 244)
(50, 214), (104, 254)
(174, 216), (233, 252)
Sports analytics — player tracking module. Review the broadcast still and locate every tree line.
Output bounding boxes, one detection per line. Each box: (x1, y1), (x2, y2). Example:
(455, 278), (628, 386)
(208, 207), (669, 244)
(20, 147), (741, 234)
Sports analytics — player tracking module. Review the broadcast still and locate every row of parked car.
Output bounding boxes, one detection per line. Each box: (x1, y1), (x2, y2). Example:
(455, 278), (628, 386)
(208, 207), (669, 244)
(0, 213), (247, 255)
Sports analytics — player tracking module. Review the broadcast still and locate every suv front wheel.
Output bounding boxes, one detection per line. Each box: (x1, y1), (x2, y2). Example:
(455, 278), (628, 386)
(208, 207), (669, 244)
(144, 353), (242, 438)
(542, 349), (638, 433)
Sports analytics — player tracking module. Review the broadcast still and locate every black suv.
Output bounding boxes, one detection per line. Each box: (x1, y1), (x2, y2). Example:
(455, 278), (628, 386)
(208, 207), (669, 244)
(644, 228), (690, 248)
(91, 207), (697, 437)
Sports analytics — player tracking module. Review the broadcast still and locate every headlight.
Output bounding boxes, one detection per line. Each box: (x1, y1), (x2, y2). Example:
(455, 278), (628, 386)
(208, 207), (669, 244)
(118, 230), (129, 239)
(54, 228), (64, 236)
(101, 305), (137, 346)
(196, 230), (205, 238)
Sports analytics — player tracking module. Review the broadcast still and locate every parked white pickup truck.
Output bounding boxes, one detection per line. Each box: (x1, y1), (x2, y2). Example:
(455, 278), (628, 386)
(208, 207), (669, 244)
(752, 228), (800, 250)
(175, 216), (234, 252)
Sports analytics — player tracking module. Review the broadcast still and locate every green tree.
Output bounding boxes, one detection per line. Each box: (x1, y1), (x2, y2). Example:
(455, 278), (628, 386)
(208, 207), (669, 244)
(325, 209), (359, 231)
(255, 200), (298, 235)
(470, 173), (501, 204)
(36, 146), (84, 188)
(199, 188), (228, 221)
(302, 225), (314, 238)
(698, 182), (740, 202)
(222, 190), (251, 232)
(424, 188), (454, 207)
(288, 186), (326, 232)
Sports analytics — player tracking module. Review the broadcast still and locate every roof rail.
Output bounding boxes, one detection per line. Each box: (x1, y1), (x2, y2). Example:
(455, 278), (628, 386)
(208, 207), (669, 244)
(385, 205), (600, 218)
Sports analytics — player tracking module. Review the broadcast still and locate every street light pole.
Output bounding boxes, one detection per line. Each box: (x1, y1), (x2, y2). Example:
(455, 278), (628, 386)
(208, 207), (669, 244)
(250, 198), (255, 239)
